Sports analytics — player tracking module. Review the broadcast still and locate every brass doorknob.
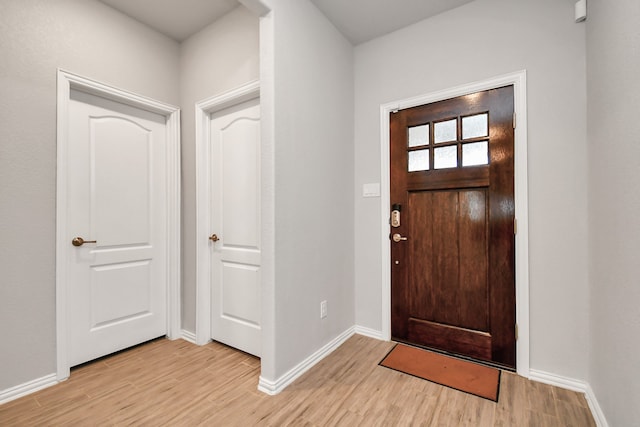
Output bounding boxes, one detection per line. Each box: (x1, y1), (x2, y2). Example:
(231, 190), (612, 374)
(209, 234), (219, 242)
(72, 237), (97, 247)
(392, 233), (408, 243)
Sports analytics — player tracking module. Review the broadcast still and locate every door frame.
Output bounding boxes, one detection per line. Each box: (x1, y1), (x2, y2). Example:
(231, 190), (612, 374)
(379, 70), (530, 377)
(194, 80), (260, 346)
(55, 69), (181, 381)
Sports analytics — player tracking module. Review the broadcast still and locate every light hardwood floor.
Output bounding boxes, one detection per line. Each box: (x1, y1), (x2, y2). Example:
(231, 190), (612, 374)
(0, 335), (595, 426)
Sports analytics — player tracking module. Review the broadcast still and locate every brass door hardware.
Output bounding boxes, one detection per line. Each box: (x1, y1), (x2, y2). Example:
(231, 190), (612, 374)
(209, 234), (219, 242)
(72, 237), (97, 247)
(392, 233), (407, 242)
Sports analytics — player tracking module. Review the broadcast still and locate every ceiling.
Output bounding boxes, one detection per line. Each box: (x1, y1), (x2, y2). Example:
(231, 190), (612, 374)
(99, 0), (239, 42)
(98, 0), (475, 44)
(309, 0), (475, 44)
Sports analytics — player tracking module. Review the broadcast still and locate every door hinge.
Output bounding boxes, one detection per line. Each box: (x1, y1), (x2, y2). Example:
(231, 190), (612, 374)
(514, 218), (517, 235)
(513, 112), (517, 129)
(515, 324), (519, 340)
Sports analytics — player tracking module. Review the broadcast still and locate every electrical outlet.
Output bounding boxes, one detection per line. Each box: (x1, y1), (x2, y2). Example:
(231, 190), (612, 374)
(320, 300), (327, 319)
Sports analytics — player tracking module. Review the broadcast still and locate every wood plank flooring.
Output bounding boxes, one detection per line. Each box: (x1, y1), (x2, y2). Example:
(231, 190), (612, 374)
(0, 335), (596, 426)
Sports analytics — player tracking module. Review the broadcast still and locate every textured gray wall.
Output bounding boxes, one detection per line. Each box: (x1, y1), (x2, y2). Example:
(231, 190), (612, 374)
(266, 0), (355, 379)
(587, 0), (640, 424)
(0, 0), (180, 390)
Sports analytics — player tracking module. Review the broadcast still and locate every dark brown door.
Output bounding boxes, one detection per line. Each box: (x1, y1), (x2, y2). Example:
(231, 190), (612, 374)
(390, 86), (515, 369)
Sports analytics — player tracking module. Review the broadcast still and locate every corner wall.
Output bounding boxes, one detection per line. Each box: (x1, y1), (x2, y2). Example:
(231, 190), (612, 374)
(354, 0), (589, 380)
(0, 0), (180, 391)
(587, 0), (640, 425)
(265, 0), (355, 380)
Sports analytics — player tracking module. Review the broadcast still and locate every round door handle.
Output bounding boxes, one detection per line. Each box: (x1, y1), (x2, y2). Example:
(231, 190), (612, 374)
(209, 234), (219, 242)
(392, 233), (408, 243)
(72, 237), (97, 247)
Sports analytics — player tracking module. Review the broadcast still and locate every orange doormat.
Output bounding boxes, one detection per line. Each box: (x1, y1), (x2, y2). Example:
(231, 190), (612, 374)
(379, 344), (501, 401)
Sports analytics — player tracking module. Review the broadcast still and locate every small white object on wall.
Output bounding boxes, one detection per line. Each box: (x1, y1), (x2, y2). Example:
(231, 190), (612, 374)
(575, 0), (587, 23)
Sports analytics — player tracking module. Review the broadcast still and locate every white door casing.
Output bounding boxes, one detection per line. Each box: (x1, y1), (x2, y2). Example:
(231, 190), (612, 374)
(56, 70), (181, 379)
(195, 81), (261, 356)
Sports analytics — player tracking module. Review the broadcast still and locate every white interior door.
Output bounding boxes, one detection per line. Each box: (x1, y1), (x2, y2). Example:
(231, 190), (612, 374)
(66, 89), (168, 367)
(210, 98), (261, 357)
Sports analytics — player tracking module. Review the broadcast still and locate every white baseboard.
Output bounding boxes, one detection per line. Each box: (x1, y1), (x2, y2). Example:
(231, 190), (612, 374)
(0, 373), (58, 405)
(354, 325), (384, 340)
(583, 383), (609, 427)
(258, 326), (356, 395)
(180, 329), (197, 344)
(529, 369), (608, 427)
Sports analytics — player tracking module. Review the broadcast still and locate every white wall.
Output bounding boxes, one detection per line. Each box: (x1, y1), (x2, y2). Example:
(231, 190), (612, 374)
(587, 0), (640, 425)
(0, 0), (180, 390)
(354, 0), (590, 380)
(179, 5), (260, 333)
(264, 0), (355, 380)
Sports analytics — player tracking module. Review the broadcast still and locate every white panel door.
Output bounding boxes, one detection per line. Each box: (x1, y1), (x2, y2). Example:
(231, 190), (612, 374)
(210, 98), (261, 356)
(67, 89), (167, 367)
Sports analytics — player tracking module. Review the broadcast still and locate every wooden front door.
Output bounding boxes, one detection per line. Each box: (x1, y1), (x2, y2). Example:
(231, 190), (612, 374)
(390, 86), (516, 368)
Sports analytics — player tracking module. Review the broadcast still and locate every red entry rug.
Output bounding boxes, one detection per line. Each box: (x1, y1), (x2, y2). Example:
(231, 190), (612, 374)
(379, 344), (501, 401)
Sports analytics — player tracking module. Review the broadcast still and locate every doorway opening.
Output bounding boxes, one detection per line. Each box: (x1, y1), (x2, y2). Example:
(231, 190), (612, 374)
(55, 70), (181, 381)
(390, 86), (515, 368)
(379, 71), (530, 376)
(195, 81), (261, 357)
